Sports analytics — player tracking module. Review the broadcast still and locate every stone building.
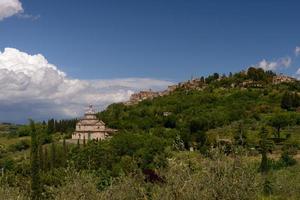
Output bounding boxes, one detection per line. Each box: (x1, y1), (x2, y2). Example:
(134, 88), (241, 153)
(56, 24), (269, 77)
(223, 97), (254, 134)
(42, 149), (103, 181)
(273, 74), (296, 84)
(72, 105), (116, 140)
(124, 89), (160, 105)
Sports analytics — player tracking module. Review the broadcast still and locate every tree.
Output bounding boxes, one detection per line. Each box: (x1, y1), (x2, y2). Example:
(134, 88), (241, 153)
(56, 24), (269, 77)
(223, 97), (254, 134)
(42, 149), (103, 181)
(47, 119), (55, 134)
(164, 115), (176, 128)
(83, 136), (86, 147)
(268, 113), (290, 138)
(38, 144), (43, 171)
(50, 142), (56, 170)
(29, 120), (42, 200)
(234, 122), (247, 146)
(258, 127), (273, 173)
(63, 138), (67, 166)
(77, 139), (80, 149)
(281, 92), (300, 110)
(247, 67), (266, 81)
(189, 118), (209, 133)
(43, 146), (49, 171)
(292, 92), (300, 108)
(281, 92), (293, 110)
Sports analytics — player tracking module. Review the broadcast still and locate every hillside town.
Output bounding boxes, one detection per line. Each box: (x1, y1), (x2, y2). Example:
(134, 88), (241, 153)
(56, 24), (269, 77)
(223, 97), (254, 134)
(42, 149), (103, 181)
(125, 73), (298, 105)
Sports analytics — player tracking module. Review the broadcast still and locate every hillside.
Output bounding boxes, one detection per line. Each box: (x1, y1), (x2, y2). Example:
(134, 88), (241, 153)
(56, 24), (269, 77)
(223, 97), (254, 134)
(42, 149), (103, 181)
(99, 68), (300, 151)
(1, 68), (300, 199)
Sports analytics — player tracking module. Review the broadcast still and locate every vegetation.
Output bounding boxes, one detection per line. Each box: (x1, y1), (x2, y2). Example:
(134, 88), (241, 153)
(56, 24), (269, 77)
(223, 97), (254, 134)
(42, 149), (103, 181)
(1, 68), (300, 199)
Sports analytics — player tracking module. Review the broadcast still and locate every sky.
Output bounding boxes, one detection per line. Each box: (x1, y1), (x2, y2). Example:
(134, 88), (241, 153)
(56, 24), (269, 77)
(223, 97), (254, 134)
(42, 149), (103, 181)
(1, 0), (300, 123)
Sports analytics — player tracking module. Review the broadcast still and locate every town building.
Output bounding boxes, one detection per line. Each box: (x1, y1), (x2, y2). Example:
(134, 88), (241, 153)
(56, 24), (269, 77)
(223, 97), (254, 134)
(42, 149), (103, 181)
(72, 105), (116, 140)
(273, 74), (296, 84)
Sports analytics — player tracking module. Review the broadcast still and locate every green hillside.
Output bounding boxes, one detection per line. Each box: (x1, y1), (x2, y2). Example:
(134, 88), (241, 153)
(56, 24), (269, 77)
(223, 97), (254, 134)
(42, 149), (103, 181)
(99, 69), (300, 152)
(1, 68), (300, 199)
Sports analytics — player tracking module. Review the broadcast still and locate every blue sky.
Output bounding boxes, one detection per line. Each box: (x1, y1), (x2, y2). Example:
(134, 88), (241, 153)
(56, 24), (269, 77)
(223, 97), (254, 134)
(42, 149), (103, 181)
(1, 0), (300, 122)
(1, 0), (300, 82)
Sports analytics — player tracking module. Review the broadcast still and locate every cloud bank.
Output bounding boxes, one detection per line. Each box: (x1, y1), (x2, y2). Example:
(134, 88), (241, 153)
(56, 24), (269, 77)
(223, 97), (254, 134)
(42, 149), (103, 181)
(0, 0), (23, 20)
(0, 48), (173, 123)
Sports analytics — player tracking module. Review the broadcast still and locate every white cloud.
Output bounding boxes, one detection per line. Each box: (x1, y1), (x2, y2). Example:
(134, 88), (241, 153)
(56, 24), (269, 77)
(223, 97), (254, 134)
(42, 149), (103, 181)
(0, 48), (173, 123)
(295, 46), (300, 56)
(294, 68), (300, 80)
(252, 57), (291, 71)
(0, 0), (23, 20)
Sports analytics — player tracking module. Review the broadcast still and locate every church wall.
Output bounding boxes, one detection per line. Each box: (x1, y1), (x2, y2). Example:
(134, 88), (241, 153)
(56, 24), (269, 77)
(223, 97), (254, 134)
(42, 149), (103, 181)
(76, 125), (105, 132)
(72, 132), (107, 140)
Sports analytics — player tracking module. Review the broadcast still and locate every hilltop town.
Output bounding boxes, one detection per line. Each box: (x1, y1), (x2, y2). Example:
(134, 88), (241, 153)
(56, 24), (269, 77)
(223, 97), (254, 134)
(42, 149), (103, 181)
(125, 70), (297, 105)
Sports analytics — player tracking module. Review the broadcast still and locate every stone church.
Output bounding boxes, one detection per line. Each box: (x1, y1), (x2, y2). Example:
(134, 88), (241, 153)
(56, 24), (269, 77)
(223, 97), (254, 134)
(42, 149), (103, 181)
(72, 105), (116, 140)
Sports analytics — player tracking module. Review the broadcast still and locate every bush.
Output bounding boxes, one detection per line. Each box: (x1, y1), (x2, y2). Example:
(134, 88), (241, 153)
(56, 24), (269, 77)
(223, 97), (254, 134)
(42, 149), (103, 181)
(8, 139), (30, 152)
(268, 152), (297, 170)
(101, 151), (260, 200)
(278, 152), (297, 167)
(47, 168), (102, 200)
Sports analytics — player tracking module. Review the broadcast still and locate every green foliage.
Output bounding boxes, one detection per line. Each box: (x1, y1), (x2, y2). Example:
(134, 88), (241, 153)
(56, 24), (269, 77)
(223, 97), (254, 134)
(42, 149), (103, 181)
(262, 176), (273, 196)
(2, 69), (300, 199)
(258, 127), (274, 173)
(16, 125), (31, 137)
(8, 139), (30, 152)
(268, 113), (292, 138)
(233, 122), (247, 146)
(277, 151), (297, 168)
(281, 91), (300, 110)
(70, 132), (168, 173)
(29, 120), (42, 200)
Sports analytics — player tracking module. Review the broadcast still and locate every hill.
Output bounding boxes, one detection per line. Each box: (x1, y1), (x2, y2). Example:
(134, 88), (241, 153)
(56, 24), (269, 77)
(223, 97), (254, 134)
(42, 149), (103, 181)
(1, 68), (300, 199)
(99, 68), (300, 151)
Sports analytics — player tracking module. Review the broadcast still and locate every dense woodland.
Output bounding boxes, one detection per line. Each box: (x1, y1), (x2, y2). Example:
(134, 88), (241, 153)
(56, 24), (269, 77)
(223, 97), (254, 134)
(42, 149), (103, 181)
(1, 67), (300, 199)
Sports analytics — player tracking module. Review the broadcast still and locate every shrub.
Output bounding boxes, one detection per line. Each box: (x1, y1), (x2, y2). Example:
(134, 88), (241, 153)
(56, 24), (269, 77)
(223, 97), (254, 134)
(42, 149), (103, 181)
(278, 152), (297, 167)
(8, 139), (30, 152)
(47, 169), (102, 200)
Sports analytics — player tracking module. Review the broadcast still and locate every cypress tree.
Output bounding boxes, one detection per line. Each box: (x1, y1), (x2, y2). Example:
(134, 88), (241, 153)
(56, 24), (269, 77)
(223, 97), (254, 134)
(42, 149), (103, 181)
(63, 138), (67, 166)
(50, 142), (56, 170)
(47, 119), (55, 134)
(83, 136), (86, 147)
(44, 146), (48, 171)
(38, 145), (43, 171)
(77, 139), (80, 149)
(258, 127), (273, 173)
(29, 120), (42, 200)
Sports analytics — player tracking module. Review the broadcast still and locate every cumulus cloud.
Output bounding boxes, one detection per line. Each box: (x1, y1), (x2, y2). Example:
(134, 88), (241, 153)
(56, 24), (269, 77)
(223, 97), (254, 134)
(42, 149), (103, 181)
(252, 57), (291, 71)
(296, 46), (300, 56)
(0, 48), (173, 123)
(0, 0), (23, 20)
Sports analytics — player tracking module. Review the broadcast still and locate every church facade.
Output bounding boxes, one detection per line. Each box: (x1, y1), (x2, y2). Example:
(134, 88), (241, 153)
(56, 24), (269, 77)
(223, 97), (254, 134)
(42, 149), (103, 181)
(72, 105), (116, 140)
